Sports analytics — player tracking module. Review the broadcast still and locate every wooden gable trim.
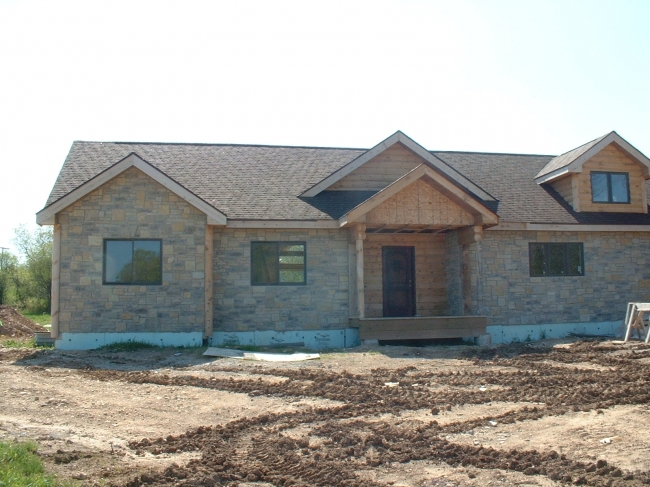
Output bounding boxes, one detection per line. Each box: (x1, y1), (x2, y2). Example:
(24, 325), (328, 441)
(36, 153), (228, 226)
(488, 222), (650, 232)
(301, 131), (495, 201)
(535, 132), (650, 184)
(339, 164), (498, 227)
(226, 220), (339, 229)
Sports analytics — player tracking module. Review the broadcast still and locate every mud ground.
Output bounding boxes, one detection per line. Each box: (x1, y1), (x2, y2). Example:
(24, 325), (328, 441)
(1, 339), (650, 487)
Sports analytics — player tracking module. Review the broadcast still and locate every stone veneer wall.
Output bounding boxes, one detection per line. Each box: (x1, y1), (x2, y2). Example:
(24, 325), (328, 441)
(57, 167), (206, 334)
(213, 228), (349, 332)
(480, 230), (650, 325)
(444, 231), (462, 315)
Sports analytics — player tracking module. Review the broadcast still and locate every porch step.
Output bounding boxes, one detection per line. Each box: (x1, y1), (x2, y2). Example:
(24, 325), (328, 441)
(350, 316), (487, 341)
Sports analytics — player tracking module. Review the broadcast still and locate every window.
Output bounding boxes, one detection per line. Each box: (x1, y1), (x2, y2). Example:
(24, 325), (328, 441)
(103, 239), (162, 285)
(591, 172), (630, 203)
(251, 242), (306, 285)
(529, 243), (583, 277)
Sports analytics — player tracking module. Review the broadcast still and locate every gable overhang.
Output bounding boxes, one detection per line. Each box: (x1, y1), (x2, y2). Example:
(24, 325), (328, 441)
(338, 164), (499, 228)
(301, 131), (496, 201)
(535, 132), (650, 185)
(36, 153), (228, 226)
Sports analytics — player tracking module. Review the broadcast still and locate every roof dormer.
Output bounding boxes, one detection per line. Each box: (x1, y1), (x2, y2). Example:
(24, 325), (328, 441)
(535, 132), (650, 214)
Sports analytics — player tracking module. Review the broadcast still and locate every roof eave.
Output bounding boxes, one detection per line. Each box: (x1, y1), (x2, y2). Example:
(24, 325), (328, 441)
(36, 153), (227, 226)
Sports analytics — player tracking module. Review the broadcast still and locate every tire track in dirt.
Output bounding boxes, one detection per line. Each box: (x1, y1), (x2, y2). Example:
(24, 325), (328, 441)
(70, 341), (647, 486)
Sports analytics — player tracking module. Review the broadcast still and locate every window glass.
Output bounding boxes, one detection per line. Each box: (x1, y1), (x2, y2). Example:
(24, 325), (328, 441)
(252, 242), (305, 285)
(548, 245), (565, 275)
(105, 240), (133, 283)
(591, 173), (609, 202)
(279, 244), (305, 283)
(610, 173), (629, 203)
(529, 243), (546, 276)
(133, 241), (162, 284)
(252, 243), (279, 284)
(566, 244), (583, 275)
(529, 243), (584, 277)
(104, 240), (162, 285)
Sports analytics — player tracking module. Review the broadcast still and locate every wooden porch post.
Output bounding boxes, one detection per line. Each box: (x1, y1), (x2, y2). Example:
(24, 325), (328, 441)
(458, 225), (483, 315)
(204, 225), (214, 340)
(50, 223), (60, 339)
(352, 224), (366, 319)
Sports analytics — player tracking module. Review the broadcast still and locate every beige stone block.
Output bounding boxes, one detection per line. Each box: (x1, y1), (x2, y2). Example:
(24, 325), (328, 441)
(88, 235), (102, 246)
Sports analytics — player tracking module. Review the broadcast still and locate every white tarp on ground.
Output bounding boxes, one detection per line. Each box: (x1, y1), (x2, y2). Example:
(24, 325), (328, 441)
(203, 347), (320, 362)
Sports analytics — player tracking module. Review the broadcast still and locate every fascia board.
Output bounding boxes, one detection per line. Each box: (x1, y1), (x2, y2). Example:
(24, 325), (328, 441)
(396, 134), (496, 201)
(36, 153), (227, 226)
(301, 132), (402, 197)
(226, 220), (339, 229)
(534, 168), (572, 185)
(488, 222), (650, 232)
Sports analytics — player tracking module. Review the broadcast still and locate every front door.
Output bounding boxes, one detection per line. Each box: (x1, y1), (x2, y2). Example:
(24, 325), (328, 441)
(382, 246), (416, 317)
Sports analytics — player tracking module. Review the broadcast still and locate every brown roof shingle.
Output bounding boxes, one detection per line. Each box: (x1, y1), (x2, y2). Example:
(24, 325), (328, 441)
(43, 139), (650, 225)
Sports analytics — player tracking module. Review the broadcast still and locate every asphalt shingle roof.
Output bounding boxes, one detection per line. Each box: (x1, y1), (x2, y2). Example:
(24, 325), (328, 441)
(44, 140), (650, 225)
(534, 132), (611, 180)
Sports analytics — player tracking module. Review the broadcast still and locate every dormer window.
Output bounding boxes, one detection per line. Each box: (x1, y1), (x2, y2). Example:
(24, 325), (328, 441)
(591, 172), (630, 204)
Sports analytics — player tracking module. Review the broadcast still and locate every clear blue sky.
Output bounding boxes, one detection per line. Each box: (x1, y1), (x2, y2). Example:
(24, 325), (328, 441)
(1, 0), (649, 254)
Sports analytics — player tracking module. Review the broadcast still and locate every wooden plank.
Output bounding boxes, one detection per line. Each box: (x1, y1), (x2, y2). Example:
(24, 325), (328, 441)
(348, 242), (357, 317)
(330, 144), (421, 191)
(50, 223), (61, 339)
(571, 175), (581, 212)
(354, 224), (366, 319)
(341, 164), (497, 227)
(204, 225), (214, 339)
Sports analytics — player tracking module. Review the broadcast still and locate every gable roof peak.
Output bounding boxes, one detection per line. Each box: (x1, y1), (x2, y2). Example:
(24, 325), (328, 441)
(301, 131), (496, 201)
(534, 131), (650, 184)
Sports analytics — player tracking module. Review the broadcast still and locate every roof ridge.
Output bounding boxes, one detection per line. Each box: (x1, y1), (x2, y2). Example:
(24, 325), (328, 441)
(73, 140), (369, 151)
(432, 150), (556, 157)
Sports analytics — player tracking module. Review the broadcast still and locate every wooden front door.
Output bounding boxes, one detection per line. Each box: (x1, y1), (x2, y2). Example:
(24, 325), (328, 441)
(382, 246), (416, 317)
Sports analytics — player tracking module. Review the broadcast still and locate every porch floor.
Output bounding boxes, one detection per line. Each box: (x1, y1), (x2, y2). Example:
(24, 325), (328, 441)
(349, 316), (487, 341)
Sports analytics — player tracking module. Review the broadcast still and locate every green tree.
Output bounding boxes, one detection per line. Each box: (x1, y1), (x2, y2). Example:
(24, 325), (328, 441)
(0, 249), (18, 305)
(12, 225), (53, 312)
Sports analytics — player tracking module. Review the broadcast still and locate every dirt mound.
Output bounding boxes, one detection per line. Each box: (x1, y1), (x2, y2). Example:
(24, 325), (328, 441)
(0, 305), (47, 338)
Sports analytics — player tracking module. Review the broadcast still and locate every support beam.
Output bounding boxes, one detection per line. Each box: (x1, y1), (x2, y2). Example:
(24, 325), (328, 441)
(50, 224), (60, 339)
(204, 225), (214, 340)
(458, 225), (483, 245)
(351, 224), (367, 319)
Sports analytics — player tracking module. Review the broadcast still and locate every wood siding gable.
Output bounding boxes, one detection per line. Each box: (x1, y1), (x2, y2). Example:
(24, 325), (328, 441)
(302, 131), (495, 202)
(366, 179), (475, 226)
(547, 142), (649, 214)
(339, 164), (498, 227)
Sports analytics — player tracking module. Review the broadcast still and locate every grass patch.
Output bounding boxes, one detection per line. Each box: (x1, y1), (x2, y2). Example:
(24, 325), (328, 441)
(22, 313), (52, 326)
(97, 340), (162, 352)
(0, 440), (72, 486)
(0, 338), (36, 348)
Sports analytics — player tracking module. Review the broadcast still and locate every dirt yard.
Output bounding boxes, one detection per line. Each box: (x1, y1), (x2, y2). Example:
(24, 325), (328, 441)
(1, 335), (650, 487)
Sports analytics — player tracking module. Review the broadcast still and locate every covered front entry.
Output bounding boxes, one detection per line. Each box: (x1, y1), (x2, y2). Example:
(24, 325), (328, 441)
(382, 246), (416, 317)
(333, 136), (498, 341)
